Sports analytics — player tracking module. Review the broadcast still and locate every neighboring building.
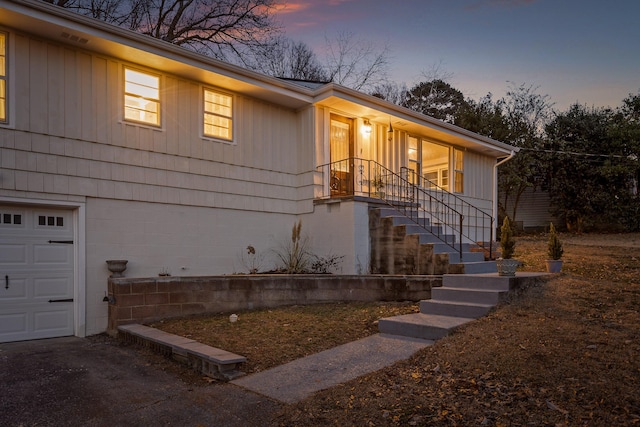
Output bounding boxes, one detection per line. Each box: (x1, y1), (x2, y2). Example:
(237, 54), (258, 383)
(0, 0), (517, 342)
(501, 187), (559, 232)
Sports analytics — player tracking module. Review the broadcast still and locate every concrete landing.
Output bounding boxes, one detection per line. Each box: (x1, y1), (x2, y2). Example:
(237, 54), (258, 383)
(378, 313), (472, 340)
(231, 333), (432, 403)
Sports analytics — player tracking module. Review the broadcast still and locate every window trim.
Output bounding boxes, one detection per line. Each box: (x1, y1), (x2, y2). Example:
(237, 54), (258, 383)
(123, 66), (161, 127)
(202, 86), (234, 142)
(0, 31), (8, 125)
(453, 147), (464, 193)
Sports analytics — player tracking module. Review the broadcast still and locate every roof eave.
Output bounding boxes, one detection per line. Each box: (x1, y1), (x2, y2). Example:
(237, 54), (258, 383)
(0, 0), (314, 109)
(312, 83), (518, 157)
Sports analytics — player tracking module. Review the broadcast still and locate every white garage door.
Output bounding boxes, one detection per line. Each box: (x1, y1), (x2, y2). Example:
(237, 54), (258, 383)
(0, 206), (75, 343)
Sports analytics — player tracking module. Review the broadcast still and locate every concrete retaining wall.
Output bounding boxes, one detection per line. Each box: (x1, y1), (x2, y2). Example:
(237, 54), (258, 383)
(107, 275), (440, 334)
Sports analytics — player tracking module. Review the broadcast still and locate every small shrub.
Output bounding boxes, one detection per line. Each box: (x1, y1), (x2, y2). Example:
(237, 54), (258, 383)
(238, 245), (265, 274)
(311, 254), (345, 274)
(547, 223), (564, 260)
(500, 216), (516, 259)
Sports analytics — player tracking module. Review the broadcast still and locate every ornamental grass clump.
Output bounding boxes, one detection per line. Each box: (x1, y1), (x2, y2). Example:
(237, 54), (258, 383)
(273, 220), (313, 273)
(547, 223), (564, 260)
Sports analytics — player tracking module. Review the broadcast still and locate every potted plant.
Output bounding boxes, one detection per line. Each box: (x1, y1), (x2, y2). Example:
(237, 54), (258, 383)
(370, 174), (385, 198)
(546, 222), (564, 273)
(496, 216), (518, 276)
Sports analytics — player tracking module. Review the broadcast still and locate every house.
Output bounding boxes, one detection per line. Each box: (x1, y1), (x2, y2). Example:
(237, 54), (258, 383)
(501, 186), (559, 232)
(0, 0), (517, 342)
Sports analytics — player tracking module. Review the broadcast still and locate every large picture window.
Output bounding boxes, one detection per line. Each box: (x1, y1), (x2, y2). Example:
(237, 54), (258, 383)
(421, 140), (450, 191)
(124, 67), (160, 126)
(0, 32), (7, 123)
(203, 88), (233, 141)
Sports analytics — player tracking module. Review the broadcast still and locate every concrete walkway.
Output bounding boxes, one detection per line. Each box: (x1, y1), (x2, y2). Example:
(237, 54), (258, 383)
(231, 334), (433, 403)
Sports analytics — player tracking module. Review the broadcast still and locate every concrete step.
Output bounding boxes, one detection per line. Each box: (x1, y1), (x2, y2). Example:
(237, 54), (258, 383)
(446, 251), (485, 264)
(378, 313), (472, 340)
(378, 273), (550, 342)
(442, 273), (514, 291)
(404, 224), (442, 235)
(419, 299), (494, 319)
(448, 261), (497, 274)
(431, 286), (508, 305)
(419, 234), (458, 246)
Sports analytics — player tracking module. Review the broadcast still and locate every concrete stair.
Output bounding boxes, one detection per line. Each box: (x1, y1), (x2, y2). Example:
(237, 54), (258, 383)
(370, 207), (497, 275)
(378, 273), (548, 340)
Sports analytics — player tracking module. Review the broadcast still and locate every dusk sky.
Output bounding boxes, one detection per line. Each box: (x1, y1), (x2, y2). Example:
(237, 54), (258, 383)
(274, 0), (640, 111)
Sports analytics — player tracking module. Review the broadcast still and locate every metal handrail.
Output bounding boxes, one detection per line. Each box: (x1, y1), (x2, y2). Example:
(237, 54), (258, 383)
(316, 158), (494, 260)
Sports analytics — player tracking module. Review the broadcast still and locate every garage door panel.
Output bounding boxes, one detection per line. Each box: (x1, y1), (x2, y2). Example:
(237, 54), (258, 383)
(33, 276), (73, 299)
(34, 307), (74, 332)
(0, 276), (28, 299)
(33, 243), (73, 264)
(0, 312), (27, 335)
(0, 243), (27, 264)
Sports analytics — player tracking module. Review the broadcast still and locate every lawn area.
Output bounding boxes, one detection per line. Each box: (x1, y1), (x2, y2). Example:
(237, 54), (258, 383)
(153, 233), (640, 426)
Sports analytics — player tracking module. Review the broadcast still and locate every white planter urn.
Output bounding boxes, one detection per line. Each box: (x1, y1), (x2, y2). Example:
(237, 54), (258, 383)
(545, 259), (563, 273)
(106, 259), (128, 278)
(496, 258), (518, 277)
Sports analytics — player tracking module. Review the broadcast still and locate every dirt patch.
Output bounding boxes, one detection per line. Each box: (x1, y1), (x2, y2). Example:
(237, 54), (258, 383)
(151, 302), (419, 374)
(546, 232), (640, 248)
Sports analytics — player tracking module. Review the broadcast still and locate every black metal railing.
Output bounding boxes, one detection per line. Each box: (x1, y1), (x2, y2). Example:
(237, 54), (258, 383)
(316, 158), (494, 260)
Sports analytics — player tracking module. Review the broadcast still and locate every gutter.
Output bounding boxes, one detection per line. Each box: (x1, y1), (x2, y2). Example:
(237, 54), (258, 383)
(493, 150), (517, 225)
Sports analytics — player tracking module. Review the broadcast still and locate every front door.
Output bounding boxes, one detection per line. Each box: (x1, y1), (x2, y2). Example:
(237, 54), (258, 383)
(329, 114), (355, 196)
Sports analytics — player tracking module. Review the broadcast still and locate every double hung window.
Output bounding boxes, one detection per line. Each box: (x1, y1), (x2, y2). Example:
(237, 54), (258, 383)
(203, 88), (233, 141)
(124, 67), (160, 126)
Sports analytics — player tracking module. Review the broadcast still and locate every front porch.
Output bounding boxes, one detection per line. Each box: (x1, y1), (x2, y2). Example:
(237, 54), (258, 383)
(313, 157), (497, 275)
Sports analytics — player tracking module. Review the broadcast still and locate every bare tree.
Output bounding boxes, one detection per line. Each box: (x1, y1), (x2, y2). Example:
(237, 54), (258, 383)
(250, 36), (328, 81)
(42, 0), (282, 64)
(322, 31), (390, 92)
(370, 81), (407, 105)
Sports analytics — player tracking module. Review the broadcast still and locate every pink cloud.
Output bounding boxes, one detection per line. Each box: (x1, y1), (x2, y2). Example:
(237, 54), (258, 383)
(275, 2), (312, 14)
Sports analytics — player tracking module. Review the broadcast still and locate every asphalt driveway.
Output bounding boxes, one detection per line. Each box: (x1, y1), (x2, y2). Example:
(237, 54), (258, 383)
(0, 335), (281, 427)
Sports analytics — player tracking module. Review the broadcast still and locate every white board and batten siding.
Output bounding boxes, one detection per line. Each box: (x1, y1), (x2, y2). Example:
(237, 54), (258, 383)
(0, 206), (75, 343)
(2, 25), (316, 339)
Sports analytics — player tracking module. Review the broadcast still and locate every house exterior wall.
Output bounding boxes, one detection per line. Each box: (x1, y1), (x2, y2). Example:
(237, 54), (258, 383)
(304, 199), (372, 274)
(0, 27), (317, 336)
(463, 150), (495, 202)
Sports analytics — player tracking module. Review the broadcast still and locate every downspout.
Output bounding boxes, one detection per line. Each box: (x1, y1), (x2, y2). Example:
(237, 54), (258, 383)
(493, 150), (516, 225)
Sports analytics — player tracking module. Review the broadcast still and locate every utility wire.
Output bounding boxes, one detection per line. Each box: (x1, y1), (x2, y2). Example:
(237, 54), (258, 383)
(519, 147), (638, 161)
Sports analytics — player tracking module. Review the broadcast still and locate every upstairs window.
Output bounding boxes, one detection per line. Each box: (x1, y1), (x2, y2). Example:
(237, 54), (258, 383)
(203, 88), (233, 141)
(124, 67), (160, 126)
(0, 32), (7, 123)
